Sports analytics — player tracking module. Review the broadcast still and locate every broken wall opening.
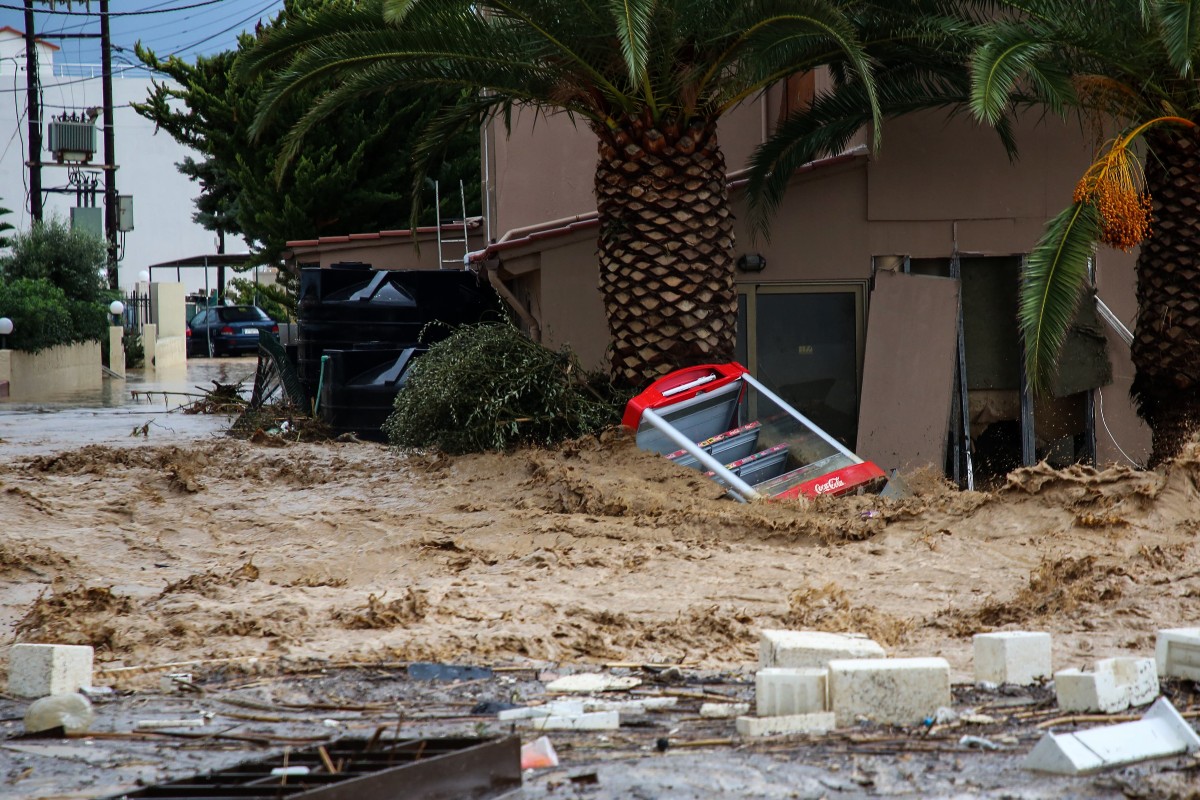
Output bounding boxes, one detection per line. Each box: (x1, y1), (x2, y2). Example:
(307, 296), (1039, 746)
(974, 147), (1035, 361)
(905, 255), (1110, 486)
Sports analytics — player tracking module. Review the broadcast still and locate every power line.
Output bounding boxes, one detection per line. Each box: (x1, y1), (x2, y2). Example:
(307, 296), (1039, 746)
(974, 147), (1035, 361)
(157, 0), (279, 55)
(0, 0), (229, 16)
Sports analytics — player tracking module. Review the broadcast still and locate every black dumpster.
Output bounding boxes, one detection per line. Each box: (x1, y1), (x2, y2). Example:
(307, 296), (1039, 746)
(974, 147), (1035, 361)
(297, 265), (497, 437)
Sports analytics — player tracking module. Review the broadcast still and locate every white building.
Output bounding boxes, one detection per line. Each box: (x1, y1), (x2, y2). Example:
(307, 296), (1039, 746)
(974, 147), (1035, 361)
(0, 26), (251, 292)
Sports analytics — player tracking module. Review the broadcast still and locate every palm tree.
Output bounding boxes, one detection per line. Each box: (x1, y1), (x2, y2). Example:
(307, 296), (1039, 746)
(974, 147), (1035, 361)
(970, 1), (1200, 466)
(237, 0), (882, 387)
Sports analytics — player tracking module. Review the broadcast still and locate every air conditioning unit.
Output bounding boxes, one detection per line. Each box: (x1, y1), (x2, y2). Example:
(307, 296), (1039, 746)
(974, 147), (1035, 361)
(48, 119), (97, 163)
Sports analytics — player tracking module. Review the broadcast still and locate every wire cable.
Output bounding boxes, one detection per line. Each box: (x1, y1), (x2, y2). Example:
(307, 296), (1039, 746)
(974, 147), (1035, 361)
(1097, 388), (1144, 469)
(0, 1), (229, 16)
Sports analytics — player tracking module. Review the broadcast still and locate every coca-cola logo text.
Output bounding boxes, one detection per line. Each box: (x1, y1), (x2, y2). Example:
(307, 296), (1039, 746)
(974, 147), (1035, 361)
(814, 475), (846, 495)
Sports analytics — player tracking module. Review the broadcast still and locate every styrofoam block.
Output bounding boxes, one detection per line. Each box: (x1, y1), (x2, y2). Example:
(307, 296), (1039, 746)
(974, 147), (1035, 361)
(1055, 668), (1117, 713)
(585, 696), (677, 713)
(699, 702), (751, 719)
(544, 673), (640, 692)
(1025, 697), (1200, 774)
(828, 657), (951, 727)
(1156, 627), (1200, 681)
(736, 711), (836, 737)
(755, 668), (828, 716)
(973, 632), (1052, 685)
(1113, 657), (1159, 707)
(498, 700), (584, 721)
(7, 644), (94, 699)
(759, 630), (885, 669)
(521, 710), (619, 731)
(1055, 657), (1158, 713)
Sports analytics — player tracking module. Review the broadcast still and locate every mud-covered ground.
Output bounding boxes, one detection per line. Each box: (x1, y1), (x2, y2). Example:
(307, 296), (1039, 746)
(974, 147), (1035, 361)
(2, 423), (1200, 797)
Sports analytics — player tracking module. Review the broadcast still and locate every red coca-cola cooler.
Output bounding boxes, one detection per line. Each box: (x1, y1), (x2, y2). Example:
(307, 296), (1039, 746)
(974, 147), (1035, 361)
(623, 363), (886, 502)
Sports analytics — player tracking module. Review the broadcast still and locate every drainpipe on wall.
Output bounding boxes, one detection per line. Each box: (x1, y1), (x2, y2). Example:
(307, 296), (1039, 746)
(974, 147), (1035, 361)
(484, 261), (542, 343)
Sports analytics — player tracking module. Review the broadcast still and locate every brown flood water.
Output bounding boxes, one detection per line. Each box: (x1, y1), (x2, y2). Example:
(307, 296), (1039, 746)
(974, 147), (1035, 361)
(0, 357), (257, 456)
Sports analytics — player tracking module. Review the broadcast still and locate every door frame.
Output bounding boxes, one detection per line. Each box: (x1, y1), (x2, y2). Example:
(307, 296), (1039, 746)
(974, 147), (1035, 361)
(736, 281), (870, 438)
(737, 280), (869, 387)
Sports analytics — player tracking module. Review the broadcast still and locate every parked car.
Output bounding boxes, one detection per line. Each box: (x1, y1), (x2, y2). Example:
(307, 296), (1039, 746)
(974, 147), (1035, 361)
(187, 305), (279, 357)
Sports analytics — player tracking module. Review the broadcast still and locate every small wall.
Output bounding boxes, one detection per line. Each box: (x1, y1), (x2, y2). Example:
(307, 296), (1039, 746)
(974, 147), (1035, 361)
(0, 341), (101, 401)
(141, 324), (186, 369)
(107, 326), (125, 378)
(150, 282), (186, 338)
(152, 336), (187, 369)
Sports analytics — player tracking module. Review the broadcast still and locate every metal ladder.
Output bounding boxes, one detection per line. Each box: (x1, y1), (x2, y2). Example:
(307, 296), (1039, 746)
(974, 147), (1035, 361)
(434, 180), (470, 270)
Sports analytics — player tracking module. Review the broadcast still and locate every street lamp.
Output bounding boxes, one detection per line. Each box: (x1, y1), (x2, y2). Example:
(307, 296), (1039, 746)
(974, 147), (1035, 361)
(0, 317), (12, 349)
(108, 300), (125, 326)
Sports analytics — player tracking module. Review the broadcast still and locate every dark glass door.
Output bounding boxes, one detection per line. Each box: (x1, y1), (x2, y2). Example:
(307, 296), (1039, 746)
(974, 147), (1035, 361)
(737, 285), (865, 447)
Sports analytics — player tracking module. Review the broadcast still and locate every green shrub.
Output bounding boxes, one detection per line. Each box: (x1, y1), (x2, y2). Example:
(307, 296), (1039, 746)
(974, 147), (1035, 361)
(0, 219), (114, 351)
(383, 322), (622, 454)
(0, 217), (107, 303)
(124, 331), (145, 368)
(226, 277), (295, 323)
(0, 278), (75, 353)
(65, 298), (108, 344)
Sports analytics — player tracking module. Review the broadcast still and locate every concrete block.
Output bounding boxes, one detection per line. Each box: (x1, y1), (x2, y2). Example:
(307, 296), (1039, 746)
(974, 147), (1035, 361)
(759, 630), (886, 669)
(7, 644), (94, 699)
(1025, 697), (1200, 774)
(828, 657), (951, 727)
(521, 711), (619, 731)
(1156, 627), (1200, 681)
(1055, 657), (1158, 713)
(755, 668), (828, 716)
(973, 631), (1052, 685)
(736, 712), (836, 737)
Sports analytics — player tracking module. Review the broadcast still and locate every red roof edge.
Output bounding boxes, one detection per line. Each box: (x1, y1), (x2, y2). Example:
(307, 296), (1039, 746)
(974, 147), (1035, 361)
(285, 218), (483, 249)
(0, 26), (61, 50)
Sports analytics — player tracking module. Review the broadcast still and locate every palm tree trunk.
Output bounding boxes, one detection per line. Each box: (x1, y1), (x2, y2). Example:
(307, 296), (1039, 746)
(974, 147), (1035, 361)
(594, 119), (737, 387)
(1132, 128), (1200, 466)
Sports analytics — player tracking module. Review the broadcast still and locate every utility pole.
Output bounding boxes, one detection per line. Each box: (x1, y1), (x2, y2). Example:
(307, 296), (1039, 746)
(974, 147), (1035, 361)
(99, 0), (118, 289)
(216, 229), (226, 303)
(22, 0), (42, 223)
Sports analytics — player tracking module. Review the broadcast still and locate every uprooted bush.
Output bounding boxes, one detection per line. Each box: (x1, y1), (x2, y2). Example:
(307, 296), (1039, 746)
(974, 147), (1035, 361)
(383, 322), (624, 454)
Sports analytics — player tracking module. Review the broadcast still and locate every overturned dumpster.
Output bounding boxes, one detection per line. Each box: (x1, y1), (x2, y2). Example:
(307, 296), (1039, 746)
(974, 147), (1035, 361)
(624, 363), (886, 501)
(297, 264), (497, 439)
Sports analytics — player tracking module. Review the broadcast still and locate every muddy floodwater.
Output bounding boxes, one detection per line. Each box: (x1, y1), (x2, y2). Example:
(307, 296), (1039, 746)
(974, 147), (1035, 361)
(0, 358), (256, 455)
(1, 359), (1199, 798)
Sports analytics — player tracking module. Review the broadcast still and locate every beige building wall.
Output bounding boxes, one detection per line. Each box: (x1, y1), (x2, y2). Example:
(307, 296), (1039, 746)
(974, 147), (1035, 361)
(485, 89), (789, 239)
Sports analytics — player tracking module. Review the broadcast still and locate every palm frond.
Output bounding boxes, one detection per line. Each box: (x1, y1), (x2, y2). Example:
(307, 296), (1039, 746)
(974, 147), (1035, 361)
(382, 0), (420, 24)
(1154, 0), (1200, 76)
(970, 25), (1053, 123)
(1019, 201), (1101, 393)
(705, 0), (880, 142)
(608, 0), (656, 105)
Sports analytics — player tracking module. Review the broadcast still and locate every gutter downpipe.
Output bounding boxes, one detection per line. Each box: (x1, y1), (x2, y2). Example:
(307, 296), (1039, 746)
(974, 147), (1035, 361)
(482, 260), (542, 343)
(1095, 296), (1134, 347)
(495, 213), (598, 244)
